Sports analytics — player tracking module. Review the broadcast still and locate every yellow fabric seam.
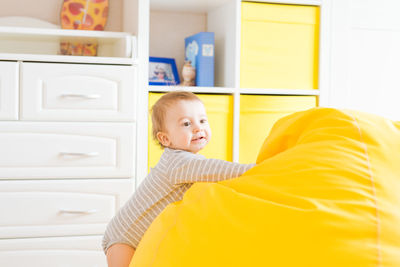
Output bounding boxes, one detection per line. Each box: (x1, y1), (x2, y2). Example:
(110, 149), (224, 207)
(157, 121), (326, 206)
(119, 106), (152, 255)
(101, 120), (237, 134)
(348, 111), (382, 267)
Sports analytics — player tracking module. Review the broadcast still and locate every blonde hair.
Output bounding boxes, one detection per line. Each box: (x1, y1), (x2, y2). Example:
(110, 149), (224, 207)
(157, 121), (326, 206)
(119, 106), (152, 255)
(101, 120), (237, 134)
(151, 91), (202, 147)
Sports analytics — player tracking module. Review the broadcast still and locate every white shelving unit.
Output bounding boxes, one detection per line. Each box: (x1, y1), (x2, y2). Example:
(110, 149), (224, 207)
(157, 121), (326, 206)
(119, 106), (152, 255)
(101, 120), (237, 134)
(135, 0), (331, 183)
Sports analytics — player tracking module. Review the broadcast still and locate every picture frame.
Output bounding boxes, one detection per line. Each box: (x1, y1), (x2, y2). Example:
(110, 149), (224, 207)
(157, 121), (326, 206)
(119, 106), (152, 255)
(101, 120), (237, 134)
(149, 57), (180, 86)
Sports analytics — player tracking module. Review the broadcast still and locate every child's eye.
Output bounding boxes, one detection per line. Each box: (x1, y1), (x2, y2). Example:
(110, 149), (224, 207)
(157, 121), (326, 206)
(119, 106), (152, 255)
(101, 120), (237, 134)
(200, 119), (208, 124)
(183, 121), (191, 127)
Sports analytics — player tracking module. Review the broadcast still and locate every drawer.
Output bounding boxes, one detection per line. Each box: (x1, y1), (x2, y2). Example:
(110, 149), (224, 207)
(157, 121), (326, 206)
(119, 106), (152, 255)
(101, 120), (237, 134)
(0, 179), (133, 239)
(21, 62), (136, 122)
(0, 61), (18, 120)
(0, 236), (106, 267)
(0, 122), (134, 179)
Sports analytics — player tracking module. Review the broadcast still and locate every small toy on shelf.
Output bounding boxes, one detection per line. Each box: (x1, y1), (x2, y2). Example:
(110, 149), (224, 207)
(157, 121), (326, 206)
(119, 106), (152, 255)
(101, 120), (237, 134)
(181, 61), (196, 86)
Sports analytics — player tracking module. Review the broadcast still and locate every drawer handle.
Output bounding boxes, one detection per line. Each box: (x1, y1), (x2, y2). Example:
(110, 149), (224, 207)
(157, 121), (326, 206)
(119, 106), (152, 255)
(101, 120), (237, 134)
(60, 94), (101, 99)
(59, 209), (98, 215)
(59, 152), (99, 157)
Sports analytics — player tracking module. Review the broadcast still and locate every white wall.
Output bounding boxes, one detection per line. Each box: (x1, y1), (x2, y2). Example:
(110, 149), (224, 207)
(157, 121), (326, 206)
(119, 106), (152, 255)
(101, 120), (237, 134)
(329, 0), (400, 121)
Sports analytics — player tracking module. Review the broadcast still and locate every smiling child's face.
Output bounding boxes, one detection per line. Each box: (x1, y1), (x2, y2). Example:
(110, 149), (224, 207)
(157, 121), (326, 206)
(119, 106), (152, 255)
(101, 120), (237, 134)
(157, 99), (211, 153)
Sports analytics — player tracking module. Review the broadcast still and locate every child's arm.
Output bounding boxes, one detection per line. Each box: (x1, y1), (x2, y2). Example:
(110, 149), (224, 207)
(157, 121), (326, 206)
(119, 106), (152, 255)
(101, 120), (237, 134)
(106, 243), (135, 267)
(167, 155), (255, 184)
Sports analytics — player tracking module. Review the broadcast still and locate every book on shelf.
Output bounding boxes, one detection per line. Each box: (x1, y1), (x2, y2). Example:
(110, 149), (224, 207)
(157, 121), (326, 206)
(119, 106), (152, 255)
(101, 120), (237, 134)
(184, 32), (214, 87)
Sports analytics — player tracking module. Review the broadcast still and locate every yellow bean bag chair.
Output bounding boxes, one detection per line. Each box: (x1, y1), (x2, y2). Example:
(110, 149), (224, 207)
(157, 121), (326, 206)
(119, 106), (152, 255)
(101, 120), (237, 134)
(131, 108), (400, 267)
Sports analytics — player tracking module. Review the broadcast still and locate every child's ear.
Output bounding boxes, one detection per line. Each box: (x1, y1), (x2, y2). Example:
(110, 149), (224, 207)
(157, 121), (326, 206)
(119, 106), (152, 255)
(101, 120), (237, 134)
(157, 132), (170, 147)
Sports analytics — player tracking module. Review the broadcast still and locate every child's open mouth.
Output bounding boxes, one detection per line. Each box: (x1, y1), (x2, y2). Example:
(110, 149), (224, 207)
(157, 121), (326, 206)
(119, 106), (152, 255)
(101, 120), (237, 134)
(192, 136), (205, 143)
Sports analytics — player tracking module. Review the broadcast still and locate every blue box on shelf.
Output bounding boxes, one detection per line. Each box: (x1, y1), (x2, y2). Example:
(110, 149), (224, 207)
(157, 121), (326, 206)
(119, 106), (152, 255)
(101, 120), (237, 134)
(185, 32), (214, 87)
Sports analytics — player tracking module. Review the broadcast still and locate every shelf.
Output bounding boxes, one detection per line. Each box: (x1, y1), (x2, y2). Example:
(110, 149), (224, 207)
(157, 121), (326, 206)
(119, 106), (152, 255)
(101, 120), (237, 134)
(151, 0), (232, 13)
(0, 26), (136, 64)
(0, 53), (136, 65)
(150, 0), (322, 13)
(243, 0), (322, 6)
(238, 88), (320, 96)
(149, 85), (319, 96)
(149, 85), (235, 94)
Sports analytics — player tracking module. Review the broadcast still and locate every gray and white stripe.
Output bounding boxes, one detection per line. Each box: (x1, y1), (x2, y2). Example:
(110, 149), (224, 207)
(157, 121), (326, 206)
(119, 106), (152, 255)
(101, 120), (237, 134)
(102, 148), (255, 252)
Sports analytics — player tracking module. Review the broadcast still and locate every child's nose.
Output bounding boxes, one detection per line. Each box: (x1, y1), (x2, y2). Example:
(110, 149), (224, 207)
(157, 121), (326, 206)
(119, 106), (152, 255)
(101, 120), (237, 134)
(193, 123), (202, 133)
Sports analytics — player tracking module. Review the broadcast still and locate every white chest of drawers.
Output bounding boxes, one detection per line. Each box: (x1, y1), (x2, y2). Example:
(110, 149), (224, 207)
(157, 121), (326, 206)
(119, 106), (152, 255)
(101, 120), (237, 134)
(0, 32), (137, 266)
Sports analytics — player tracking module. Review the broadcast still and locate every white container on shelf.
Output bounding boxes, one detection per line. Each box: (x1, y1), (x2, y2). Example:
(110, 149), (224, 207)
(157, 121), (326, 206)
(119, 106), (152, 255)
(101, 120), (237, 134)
(0, 16), (137, 64)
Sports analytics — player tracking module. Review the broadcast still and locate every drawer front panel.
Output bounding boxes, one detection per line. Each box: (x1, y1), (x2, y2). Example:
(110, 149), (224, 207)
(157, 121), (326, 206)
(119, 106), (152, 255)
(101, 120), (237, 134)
(0, 61), (18, 120)
(21, 62), (136, 121)
(0, 192), (114, 235)
(0, 179), (133, 239)
(0, 122), (134, 179)
(0, 236), (106, 267)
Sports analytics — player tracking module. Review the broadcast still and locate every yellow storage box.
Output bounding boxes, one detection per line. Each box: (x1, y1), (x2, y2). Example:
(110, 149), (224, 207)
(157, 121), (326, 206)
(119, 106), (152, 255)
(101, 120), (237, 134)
(239, 95), (316, 163)
(240, 2), (319, 89)
(133, 107), (400, 267)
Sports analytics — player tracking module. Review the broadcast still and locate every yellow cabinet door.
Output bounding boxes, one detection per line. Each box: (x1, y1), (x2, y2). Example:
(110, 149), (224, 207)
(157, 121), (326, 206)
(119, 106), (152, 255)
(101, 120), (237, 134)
(148, 93), (233, 169)
(239, 95), (317, 164)
(241, 2), (320, 89)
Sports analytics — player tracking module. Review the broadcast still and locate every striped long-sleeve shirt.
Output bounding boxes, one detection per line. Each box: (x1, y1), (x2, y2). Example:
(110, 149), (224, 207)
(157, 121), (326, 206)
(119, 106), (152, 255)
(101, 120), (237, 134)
(102, 148), (255, 252)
